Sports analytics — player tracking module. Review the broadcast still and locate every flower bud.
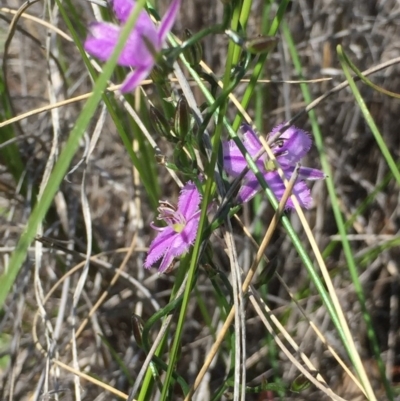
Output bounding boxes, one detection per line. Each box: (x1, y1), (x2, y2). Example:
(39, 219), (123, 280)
(182, 29), (203, 67)
(150, 106), (177, 142)
(225, 29), (245, 46)
(131, 314), (144, 348)
(149, 63), (173, 85)
(245, 35), (278, 54)
(225, 29), (278, 54)
(290, 373), (313, 393)
(174, 95), (191, 141)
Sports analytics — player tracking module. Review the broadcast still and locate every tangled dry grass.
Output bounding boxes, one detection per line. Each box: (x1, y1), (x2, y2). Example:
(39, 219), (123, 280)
(1, 0), (400, 400)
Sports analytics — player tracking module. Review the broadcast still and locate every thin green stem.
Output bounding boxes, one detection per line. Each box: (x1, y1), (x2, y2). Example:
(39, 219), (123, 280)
(159, 3), (243, 399)
(232, 0), (291, 131)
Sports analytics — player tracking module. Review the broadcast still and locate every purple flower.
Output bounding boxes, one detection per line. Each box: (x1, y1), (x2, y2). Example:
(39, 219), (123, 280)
(144, 181), (202, 273)
(223, 124), (326, 209)
(84, 0), (180, 93)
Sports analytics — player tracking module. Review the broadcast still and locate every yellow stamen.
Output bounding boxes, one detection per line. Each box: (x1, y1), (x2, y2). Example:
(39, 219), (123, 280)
(173, 223), (184, 233)
(265, 159), (276, 172)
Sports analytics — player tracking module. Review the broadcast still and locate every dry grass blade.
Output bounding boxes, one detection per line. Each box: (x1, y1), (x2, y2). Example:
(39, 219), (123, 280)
(275, 274), (364, 391)
(0, 6), (73, 41)
(223, 219), (246, 401)
(283, 170), (373, 398)
(386, 260), (399, 383)
(127, 275), (189, 400)
(69, 104), (106, 401)
(32, 249), (159, 400)
(248, 291), (347, 401)
(32, 247), (159, 346)
(30, 2), (64, 395)
(49, 359), (130, 399)
(2, 1), (40, 89)
(233, 210), (367, 395)
(184, 167), (299, 400)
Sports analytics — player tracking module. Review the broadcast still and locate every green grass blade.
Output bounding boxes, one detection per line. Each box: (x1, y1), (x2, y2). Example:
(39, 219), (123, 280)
(232, 0), (291, 131)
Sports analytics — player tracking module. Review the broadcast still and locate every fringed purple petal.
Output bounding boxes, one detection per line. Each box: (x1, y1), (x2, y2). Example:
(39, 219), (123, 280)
(158, 0), (181, 44)
(237, 171), (313, 209)
(290, 181), (312, 209)
(264, 171), (286, 202)
(120, 65), (152, 92)
(111, 0), (134, 22)
(237, 178), (261, 203)
(264, 172), (313, 209)
(178, 181), (202, 219)
(145, 182), (201, 273)
(86, 0), (178, 97)
(222, 140), (265, 176)
(298, 166), (326, 181)
(112, 0), (158, 45)
(117, 15), (158, 67)
(144, 227), (175, 268)
(223, 125), (267, 177)
(226, 122), (325, 209)
(271, 124), (312, 163)
(132, 12), (159, 45)
(84, 23), (120, 62)
(84, 20), (156, 68)
(157, 250), (176, 273)
(170, 216), (199, 257)
(223, 141), (249, 176)
(241, 124), (263, 155)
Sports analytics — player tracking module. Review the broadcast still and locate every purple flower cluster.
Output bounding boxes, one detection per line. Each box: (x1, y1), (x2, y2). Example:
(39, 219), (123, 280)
(144, 125), (324, 272)
(83, 4), (325, 272)
(84, 0), (180, 93)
